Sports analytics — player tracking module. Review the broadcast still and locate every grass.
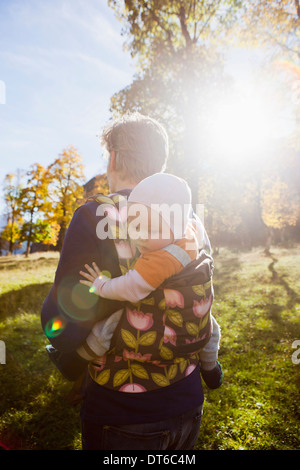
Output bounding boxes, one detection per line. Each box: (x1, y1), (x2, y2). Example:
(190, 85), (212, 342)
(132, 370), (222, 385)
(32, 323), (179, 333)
(0, 248), (299, 450)
(0, 253), (82, 450)
(196, 246), (300, 450)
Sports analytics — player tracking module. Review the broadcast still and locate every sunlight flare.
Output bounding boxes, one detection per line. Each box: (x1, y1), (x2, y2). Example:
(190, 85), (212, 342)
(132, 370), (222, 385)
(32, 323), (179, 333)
(206, 90), (276, 162)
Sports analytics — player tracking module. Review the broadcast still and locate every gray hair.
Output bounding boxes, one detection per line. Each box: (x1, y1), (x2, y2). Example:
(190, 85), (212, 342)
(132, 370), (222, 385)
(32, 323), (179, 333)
(100, 112), (169, 182)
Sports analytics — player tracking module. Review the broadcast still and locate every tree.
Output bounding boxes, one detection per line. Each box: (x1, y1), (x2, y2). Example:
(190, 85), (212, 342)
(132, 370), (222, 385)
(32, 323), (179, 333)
(0, 221), (23, 255)
(110, 0), (242, 69)
(20, 219), (60, 251)
(108, 0), (242, 203)
(47, 146), (85, 250)
(261, 176), (299, 229)
(19, 163), (51, 256)
(198, 164), (247, 252)
(83, 173), (110, 198)
(239, 1), (300, 60)
(260, 166), (300, 250)
(1, 171), (24, 255)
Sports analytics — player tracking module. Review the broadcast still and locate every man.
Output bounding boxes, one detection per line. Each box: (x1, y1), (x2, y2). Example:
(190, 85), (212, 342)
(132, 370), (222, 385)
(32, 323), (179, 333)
(41, 113), (169, 353)
(41, 112), (221, 450)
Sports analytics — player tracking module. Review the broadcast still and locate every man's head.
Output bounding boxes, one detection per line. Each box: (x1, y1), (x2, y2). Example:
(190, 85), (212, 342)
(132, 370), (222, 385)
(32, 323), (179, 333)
(100, 112), (169, 192)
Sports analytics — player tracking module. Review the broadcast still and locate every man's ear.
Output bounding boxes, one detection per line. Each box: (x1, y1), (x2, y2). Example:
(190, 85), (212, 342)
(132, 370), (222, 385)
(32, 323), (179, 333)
(109, 150), (116, 171)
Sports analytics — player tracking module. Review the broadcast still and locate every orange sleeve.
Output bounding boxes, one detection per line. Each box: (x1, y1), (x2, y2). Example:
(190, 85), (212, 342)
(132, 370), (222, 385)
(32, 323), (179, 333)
(175, 236), (198, 262)
(134, 236), (198, 289)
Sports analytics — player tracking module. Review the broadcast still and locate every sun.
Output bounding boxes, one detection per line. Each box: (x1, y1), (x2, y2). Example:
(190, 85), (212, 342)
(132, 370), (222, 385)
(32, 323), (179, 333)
(203, 48), (296, 166)
(210, 93), (274, 159)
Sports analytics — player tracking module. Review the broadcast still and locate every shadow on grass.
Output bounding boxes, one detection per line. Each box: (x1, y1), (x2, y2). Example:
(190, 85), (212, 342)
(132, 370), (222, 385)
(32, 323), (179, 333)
(0, 338), (81, 450)
(0, 280), (81, 449)
(1, 385), (81, 450)
(212, 254), (241, 297)
(5, 390), (81, 450)
(266, 253), (300, 309)
(0, 283), (52, 321)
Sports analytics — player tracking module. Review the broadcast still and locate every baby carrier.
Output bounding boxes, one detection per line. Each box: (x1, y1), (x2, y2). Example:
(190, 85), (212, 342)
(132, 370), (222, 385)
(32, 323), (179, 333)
(86, 192), (214, 392)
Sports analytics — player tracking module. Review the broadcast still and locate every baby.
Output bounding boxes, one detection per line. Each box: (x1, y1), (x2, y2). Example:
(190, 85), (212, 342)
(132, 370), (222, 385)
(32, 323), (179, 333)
(80, 173), (197, 304)
(78, 173), (220, 373)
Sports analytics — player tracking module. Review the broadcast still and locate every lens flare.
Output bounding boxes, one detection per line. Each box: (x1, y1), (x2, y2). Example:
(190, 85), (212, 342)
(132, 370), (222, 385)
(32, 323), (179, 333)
(57, 277), (100, 321)
(70, 283), (99, 311)
(88, 271), (111, 293)
(45, 316), (66, 338)
(52, 320), (62, 331)
(89, 285), (96, 294)
(273, 59), (300, 81)
(101, 270), (111, 279)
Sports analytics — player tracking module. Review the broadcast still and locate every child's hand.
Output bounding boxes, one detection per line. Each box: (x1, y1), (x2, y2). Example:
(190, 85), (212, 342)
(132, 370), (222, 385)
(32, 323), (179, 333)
(79, 262), (102, 287)
(200, 361), (223, 389)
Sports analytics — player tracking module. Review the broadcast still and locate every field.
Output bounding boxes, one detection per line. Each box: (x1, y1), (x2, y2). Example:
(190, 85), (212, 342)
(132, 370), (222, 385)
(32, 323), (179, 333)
(0, 247), (299, 450)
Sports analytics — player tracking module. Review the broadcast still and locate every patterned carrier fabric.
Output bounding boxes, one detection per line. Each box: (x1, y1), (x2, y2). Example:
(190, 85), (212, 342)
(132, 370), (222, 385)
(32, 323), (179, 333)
(86, 193), (214, 392)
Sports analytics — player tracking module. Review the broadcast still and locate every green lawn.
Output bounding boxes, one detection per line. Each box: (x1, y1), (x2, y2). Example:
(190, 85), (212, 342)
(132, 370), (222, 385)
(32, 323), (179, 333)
(0, 248), (299, 450)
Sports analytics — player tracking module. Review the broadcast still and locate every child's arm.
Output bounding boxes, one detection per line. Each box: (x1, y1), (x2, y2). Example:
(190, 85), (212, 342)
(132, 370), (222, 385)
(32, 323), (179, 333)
(198, 315), (220, 369)
(79, 234), (198, 303)
(76, 308), (124, 360)
(199, 316), (223, 389)
(79, 262), (154, 303)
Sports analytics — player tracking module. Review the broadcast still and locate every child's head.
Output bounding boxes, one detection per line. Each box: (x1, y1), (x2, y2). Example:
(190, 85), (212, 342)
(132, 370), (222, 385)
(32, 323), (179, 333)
(127, 173), (192, 254)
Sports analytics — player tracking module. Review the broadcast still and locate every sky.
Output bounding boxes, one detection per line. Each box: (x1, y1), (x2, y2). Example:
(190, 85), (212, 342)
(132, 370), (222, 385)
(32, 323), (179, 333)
(0, 0), (136, 195)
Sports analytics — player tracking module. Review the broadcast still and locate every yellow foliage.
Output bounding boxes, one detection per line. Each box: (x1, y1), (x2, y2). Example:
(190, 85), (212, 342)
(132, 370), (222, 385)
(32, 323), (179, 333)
(261, 177), (300, 229)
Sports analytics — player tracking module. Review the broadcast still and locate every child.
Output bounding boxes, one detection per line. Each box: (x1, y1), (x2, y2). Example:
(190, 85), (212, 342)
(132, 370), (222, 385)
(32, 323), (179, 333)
(78, 173), (221, 381)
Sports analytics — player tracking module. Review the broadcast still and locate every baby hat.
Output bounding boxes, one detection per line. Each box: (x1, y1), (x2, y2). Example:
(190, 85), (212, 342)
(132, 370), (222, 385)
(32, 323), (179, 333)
(128, 173), (192, 239)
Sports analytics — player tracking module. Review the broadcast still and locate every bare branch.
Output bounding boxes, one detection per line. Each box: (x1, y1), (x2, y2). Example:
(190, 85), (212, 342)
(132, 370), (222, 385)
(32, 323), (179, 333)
(295, 0), (300, 19)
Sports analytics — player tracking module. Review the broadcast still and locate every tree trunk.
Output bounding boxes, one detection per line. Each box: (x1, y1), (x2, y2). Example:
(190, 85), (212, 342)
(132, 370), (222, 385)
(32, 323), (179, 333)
(264, 227), (273, 255)
(25, 238), (31, 257)
(25, 212), (34, 257)
(9, 213), (15, 255)
(56, 223), (66, 251)
(8, 239), (14, 256)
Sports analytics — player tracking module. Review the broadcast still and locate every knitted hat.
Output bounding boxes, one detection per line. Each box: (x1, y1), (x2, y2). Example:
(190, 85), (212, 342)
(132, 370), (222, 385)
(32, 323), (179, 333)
(128, 173), (192, 239)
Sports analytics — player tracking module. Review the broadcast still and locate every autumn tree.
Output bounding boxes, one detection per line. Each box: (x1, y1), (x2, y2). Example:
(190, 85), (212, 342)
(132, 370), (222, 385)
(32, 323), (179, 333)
(239, 0), (300, 60)
(20, 219), (60, 253)
(108, 1), (300, 249)
(260, 140), (300, 249)
(83, 173), (110, 198)
(19, 163), (52, 256)
(47, 146), (85, 250)
(1, 171), (24, 254)
(0, 221), (23, 255)
(198, 162), (253, 252)
(108, 0), (242, 203)
(261, 176), (299, 229)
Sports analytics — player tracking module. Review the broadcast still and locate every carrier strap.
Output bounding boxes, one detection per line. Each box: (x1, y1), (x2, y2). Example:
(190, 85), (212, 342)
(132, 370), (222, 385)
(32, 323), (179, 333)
(161, 244), (191, 267)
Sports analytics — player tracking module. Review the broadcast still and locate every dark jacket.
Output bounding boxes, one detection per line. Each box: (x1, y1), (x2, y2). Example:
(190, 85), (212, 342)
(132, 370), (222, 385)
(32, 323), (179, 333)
(41, 190), (131, 352)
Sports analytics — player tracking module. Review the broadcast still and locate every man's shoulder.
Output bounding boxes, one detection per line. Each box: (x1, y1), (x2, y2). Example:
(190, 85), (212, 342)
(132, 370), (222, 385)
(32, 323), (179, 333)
(82, 189), (132, 207)
(69, 189), (133, 242)
(74, 191), (117, 216)
(72, 198), (99, 222)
